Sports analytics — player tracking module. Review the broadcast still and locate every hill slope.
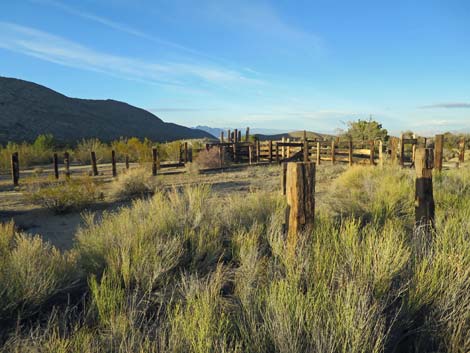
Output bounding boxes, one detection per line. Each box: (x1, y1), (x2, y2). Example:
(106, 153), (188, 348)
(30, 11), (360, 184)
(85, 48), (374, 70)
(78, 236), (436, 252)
(0, 77), (212, 144)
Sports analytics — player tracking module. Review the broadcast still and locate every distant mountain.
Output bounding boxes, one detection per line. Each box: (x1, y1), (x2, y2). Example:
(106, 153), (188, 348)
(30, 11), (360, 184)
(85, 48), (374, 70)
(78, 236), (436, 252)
(193, 126), (298, 138)
(254, 130), (331, 141)
(0, 77), (212, 145)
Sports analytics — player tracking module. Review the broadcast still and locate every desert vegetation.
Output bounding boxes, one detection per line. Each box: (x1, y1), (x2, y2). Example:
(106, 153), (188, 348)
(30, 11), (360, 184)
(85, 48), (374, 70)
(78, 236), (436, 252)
(0, 161), (469, 353)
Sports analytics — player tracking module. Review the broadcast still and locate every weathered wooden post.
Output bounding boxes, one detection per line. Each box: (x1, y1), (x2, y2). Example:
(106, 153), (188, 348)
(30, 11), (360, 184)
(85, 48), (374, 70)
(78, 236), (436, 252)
(125, 154), (130, 170)
(152, 147), (158, 176)
(245, 127), (250, 142)
(331, 140), (336, 165)
(303, 136), (309, 162)
(286, 162), (316, 243)
(268, 140), (273, 163)
(111, 150), (117, 177)
(238, 130), (242, 143)
(188, 148), (193, 163)
(281, 162), (287, 195)
(219, 145), (224, 168)
(90, 151), (98, 176)
(434, 134), (444, 172)
(369, 140), (375, 165)
(348, 140), (353, 167)
(415, 148), (435, 233)
(379, 140), (384, 167)
(234, 129), (238, 143)
(248, 145), (253, 165)
(227, 129), (231, 142)
(232, 143), (238, 162)
(459, 137), (466, 163)
(53, 153), (59, 179)
(64, 152), (70, 179)
(316, 142), (321, 165)
(275, 143), (280, 163)
(220, 131), (224, 143)
(256, 138), (260, 163)
(287, 138), (291, 158)
(184, 142), (188, 163)
(281, 137), (286, 159)
(11, 152), (19, 186)
(399, 134), (405, 167)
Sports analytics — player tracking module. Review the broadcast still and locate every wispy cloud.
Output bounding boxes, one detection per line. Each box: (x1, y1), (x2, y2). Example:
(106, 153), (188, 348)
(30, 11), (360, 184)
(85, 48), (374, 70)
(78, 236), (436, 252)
(0, 22), (261, 87)
(419, 102), (470, 109)
(29, 0), (224, 62)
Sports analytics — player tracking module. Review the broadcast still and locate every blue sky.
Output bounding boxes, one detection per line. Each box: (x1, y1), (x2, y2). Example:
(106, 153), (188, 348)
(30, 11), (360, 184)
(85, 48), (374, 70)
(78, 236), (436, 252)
(1, 0), (469, 134)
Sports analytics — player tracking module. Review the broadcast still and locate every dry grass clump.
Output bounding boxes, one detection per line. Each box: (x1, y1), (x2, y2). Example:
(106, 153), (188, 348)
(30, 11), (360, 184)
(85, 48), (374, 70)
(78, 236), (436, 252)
(25, 177), (101, 214)
(110, 167), (159, 200)
(0, 222), (77, 321)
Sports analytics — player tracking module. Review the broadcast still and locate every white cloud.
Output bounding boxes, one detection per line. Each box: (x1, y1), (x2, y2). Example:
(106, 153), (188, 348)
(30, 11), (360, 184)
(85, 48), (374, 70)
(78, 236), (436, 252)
(0, 22), (261, 87)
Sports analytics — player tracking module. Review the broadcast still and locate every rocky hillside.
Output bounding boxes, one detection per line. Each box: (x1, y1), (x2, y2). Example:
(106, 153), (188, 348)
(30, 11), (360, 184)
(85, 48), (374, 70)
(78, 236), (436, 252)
(0, 77), (212, 144)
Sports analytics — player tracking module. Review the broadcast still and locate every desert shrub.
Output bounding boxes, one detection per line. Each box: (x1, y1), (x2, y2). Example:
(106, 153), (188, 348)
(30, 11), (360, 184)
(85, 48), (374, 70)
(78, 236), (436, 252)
(110, 167), (158, 200)
(187, 147), (227, 173)
(74, 138), (110, 164)
(25, 177), (101, 213)
(0, 222), (77, 320)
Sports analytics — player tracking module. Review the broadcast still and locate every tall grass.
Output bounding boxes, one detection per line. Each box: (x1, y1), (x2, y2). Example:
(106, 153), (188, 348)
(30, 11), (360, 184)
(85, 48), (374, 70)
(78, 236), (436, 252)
(1, 165), (469, 352)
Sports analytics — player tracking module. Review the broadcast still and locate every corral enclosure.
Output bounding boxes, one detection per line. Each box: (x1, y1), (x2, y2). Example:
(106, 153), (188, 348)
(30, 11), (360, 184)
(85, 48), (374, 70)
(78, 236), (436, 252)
(0, 129), (469, 353)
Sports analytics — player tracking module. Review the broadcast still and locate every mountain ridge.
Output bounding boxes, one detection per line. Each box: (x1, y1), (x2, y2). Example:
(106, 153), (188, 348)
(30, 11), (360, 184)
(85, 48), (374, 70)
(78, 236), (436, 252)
(0, 76), (212, 144)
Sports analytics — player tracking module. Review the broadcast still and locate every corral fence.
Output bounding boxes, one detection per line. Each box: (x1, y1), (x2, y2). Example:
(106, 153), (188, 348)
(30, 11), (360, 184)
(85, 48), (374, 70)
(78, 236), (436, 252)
(6, 128), (468, 187)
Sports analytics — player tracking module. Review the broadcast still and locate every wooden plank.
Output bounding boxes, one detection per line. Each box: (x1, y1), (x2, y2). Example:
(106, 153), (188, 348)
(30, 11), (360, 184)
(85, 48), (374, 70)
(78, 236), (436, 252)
(415, 148), (435, 233)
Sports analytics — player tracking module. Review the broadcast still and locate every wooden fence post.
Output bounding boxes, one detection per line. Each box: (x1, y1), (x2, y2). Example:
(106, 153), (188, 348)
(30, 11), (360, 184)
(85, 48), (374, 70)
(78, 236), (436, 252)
(316, 142), (321, 165)
(287, 138), (291, 158)
(268, 140), (273, 163)
(415, 148), (435, 233)
(90, 151), (98, 176)
(188, 148), (193, 163)
(53, 153), (59, 179)
(256, 138), (260, 163)
(184, 142), (188, 163)
(286, 162), (316, 244)
(399, 134), (405, 167)
(348, 140), (353, 166)
(281, 162), (287, 195)
(369, 140), (375, 165)
(125, 155), (130, 170)
(379, 140), (383, 167)
(331, 140), (336, 165)
(11, 152), (19, 186)
(219, 145), (224, 168)
(281, 137), (285, 159)
(64, 152), (70, 179)
(434, 134), (444, 172)
(220, 131), (224, 143)
(152, 147), (158, 176)
(111, 150), (117, 177)
(276, 143), (280, 163)
(238, 130), (242, 142)
(249, 145), (253, 165)
(232, 143), (238, 162)
(303, 138), (309, 162)
(234, 129), (238, 143)
(227, 129), (231, 142)
(245, 127), (250, 142)
(459, 137), (466, 163)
